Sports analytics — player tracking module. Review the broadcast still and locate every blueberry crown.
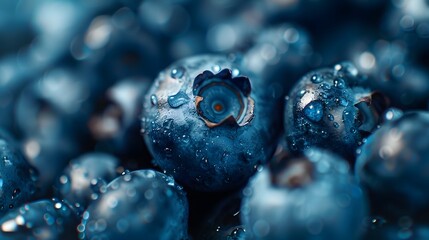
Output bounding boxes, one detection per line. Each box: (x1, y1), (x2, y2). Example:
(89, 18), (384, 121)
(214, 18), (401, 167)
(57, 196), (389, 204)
(192, 69), (254, 128)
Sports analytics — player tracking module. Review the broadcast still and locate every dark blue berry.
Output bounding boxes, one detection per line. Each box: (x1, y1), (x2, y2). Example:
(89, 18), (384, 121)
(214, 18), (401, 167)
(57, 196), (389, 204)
(284, 62), (388, 161)
(0, 198), (79, 240)
(79, 170), (189, 240)
(142, 55), (282, 191)
(55, 152), (120, 213)
(356, 111), (429, 217)
(241, 148), (368, 240)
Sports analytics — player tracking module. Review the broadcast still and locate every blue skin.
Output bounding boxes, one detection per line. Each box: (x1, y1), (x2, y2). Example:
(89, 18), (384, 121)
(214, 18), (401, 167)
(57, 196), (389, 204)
(0, 131), (38, 217)
(0, 199), (79, 240)
(284, 62), (387, 161)
(241, 148), (368, 240)
(54, 152), (120, 214)
(142, 55), (282, 192)
(356, 111), (429, 218)
(80, 169), (189, 240)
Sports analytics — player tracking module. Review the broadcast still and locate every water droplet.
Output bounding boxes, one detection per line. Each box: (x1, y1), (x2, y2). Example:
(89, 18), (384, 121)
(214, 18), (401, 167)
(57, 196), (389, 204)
(11, 189), (20, 200)
(227, 227), (246, 239)
(303, 101), (324, 122)
(320, 83), (331, 90)
(150, 94), (158, 106)
(321, 130), (328, 138)
(334, 62), (358, 77)
(181, 135), (189, 143)
(167, 91), (190, 108)
(369, 216), (386, 230)
(333, 122), (340, 128)
(319, 92), (329, 99)
(170, 66), (185, 79)
(200, 158), (209, 170)
(338, 97), (348, 107)
(327, 114), (334, 121)
(333, 78), (346, 88)
(311, 74), (323, 83)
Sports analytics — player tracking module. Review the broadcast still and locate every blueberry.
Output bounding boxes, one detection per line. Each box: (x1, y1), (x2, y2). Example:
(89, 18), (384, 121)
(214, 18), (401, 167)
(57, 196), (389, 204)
(142, 55), (282, 191)
(0, 199), (79, 240)
(356, 111), (429, 217)
(0, 131), (38, 216)
(284, 62), (388, 161)
(79, 169), (189, 240)
(55, 152), (120, 213)
(241, 148), (368, 240)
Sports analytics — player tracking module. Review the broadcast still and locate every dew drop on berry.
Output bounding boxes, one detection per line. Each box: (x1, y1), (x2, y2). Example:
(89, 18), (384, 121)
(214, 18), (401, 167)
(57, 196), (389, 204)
(150, 94), (158, 106)
(167, 91), (190, 108)
(311, 74), (323, 83)
(170, 66), (185, 79)
(303, 100), (323, 122)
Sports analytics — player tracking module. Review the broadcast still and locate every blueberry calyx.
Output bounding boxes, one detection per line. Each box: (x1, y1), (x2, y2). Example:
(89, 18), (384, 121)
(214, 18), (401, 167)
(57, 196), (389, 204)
(193, 68), (254, 127)
(354, 92), (389, 132)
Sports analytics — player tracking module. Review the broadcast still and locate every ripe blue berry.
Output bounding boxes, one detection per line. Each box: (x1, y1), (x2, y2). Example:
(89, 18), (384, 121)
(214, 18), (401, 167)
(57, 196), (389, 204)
(241, 148), (368, 240)
(55, 152), (120, 213)
(142, 55), (282, 191)
(0, 199), (79, 240)
(284, 62), (388, 160)
(356, 111), (429, 217)
(79, 170), (189, 240)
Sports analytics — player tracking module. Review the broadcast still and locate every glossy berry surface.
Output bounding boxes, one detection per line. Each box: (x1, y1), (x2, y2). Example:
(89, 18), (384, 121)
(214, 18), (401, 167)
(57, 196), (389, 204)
(0, 198), (79, 240)
(284, 62), (387, 160)
(356, 111), (429, 217)
(0, 131), (38, 216)
(142, 55), (282, 191)
(55, 152), (120, 213)
(241, 148), (368, 240)
(79, 169), (188, 240)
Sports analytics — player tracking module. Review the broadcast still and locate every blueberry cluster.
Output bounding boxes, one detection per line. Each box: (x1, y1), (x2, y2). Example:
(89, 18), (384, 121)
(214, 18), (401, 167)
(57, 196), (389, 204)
(1, 0), (429, 240)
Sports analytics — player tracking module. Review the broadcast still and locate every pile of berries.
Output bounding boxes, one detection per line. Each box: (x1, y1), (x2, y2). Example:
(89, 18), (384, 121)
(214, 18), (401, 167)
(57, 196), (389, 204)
(1, 0), (429, 239)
